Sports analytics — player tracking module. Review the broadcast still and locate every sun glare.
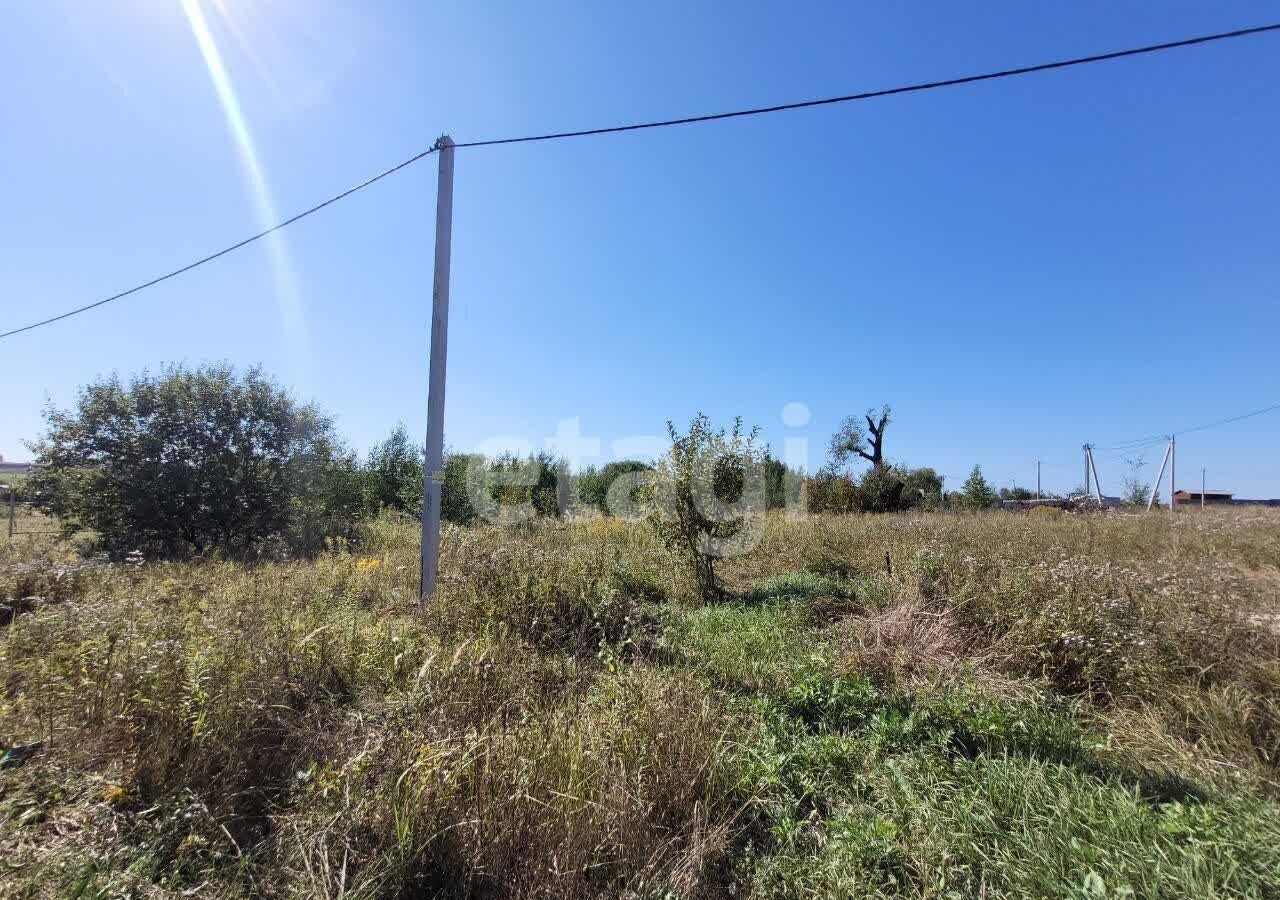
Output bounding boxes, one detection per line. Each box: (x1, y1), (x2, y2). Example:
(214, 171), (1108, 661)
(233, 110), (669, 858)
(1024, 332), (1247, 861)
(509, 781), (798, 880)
(178, 0), (310, 391)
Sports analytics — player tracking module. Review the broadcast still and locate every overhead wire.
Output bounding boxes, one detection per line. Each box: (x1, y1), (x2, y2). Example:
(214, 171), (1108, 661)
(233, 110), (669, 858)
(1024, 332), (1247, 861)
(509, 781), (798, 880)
(4, 22), (1280, 340)
(1096, 402), (1280, 451)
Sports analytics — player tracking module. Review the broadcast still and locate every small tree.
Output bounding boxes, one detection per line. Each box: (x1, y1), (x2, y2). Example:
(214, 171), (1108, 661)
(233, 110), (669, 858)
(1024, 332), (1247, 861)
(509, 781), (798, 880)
(763, 451), (804, 510)
(365, 423), (423, 515)
(829, 404), (892, 469)
(441, 451), (483, 524)
(649, 414), (765, 601)
(961, 465), (996, 510)
(29, 364), (350, 557)
(1122, 455), (1151, 507)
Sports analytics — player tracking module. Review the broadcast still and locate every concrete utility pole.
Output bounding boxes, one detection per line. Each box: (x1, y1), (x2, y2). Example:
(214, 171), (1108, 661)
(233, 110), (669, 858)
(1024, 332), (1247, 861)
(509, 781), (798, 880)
(420, 136), (455, 602)
(1170, 434), (1177, 512)
(1036, 460), (1041, 499)
(1201, 466), (1206, 510)
(1086, 445), (1103, 506)
(1147, 437), (1171, 512)
(1083, 445), (1091, 498)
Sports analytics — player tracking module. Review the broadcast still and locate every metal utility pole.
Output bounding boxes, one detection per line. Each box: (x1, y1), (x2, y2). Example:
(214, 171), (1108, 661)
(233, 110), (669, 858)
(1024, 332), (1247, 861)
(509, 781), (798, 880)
(1147, 437), (1171, 512)
(420, 136), (455, 602)
(1170, 433), (1177, 512)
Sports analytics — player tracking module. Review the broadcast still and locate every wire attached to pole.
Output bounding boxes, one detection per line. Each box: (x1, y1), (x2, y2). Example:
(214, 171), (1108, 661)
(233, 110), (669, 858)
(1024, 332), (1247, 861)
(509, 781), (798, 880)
(4, 22), (1279, 340)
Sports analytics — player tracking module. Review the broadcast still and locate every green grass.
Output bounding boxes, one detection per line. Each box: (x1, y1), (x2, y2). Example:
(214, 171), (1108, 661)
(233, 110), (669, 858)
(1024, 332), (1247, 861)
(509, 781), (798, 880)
(2, 508), (1279, 898)
(739, 667), (1278, 898)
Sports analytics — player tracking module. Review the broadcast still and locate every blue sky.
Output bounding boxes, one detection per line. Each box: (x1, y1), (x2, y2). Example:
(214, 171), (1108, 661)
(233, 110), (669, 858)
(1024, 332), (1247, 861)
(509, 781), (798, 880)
(2, 1), (1278, 497)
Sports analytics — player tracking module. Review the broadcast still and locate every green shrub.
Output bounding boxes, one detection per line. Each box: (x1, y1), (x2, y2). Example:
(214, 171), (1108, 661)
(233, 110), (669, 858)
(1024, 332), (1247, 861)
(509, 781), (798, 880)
(804, 469), (860, 514)
(648, 413), (766, 600)
(576, 460), (652, 516)
(856, 465), (906, 513)
(363, 423), (423, 515)
(898, 465), (944, 509)
(475, 451), (566, 521)
(764, 453), (805, 510)
(28, 363), (354, 558)
(440, 451), (483, 524)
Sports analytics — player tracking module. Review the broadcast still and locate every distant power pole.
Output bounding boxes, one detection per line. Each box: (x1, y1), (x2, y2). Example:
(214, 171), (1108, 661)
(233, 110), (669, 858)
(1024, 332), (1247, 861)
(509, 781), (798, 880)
(1170, 433), (1177, 512)
(1147, 436), (1172, 512)
(1086, 445), (1103, 506)
(1036, 460), (1041, 499)
(1201, 466), (1206, 510)
(1083, 445), (1091, 497)
(420, 136), (456, 602)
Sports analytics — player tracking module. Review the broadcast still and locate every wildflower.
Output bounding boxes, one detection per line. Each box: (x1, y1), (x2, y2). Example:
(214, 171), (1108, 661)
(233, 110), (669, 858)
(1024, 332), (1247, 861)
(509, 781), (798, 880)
(356, 557), (382, 573)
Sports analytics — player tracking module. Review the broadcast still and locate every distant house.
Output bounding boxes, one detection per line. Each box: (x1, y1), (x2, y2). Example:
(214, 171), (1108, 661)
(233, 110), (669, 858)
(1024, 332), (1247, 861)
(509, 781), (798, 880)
(1174, 489), (1233, 505)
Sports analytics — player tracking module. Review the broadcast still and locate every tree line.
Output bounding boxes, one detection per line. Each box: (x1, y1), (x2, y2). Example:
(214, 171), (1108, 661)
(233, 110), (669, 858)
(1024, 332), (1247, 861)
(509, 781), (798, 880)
(29, 365), (1008, 564)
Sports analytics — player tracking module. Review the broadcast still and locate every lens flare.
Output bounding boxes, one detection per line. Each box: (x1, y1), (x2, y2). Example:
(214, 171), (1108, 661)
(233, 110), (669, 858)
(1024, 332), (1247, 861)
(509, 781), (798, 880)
(178, 0), (310, 390)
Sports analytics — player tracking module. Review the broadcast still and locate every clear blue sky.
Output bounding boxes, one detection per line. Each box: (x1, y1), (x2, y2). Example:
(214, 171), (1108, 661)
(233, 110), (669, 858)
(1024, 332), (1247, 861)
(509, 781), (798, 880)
(3, 1), (1278, 497)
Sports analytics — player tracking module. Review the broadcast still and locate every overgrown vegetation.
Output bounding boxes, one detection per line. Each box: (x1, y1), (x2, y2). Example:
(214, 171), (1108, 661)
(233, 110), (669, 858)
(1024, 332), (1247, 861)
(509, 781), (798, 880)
(7, 377), (1280, 897)
(4, 506), (1279, 898)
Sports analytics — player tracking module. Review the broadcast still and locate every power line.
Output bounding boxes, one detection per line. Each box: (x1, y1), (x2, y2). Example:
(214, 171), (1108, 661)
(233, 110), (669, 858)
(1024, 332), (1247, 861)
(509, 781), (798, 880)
(4, 21), (1278, 341)
(1, 145), (442, 339)
(1042, 401), (1279, 470)
(1096, 402), (1280, 452)
(1177, 402), (1280, 436)
(450, 23), (1280, 150)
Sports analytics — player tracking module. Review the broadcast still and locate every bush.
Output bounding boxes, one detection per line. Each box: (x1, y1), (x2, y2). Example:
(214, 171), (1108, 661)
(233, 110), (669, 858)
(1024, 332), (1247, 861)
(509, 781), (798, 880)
(649, 413), (766, 601)
(764, 453), (805, 511)
(805, 465), (934, 514)
(898, 466), (944, 509)
(577, 460), (652, 516)
(856, 465), (906, 513)
(805, 469), (860, 514)
(440, 451), (483, 524)
(364, 423), (423, 515)
(28, 364), (353, 557)
(478, 451), (566, 521)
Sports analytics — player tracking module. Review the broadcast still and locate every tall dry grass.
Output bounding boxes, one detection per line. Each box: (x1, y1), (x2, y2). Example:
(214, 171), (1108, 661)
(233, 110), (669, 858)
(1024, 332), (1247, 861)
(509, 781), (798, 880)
(2, 507), (1279, 897)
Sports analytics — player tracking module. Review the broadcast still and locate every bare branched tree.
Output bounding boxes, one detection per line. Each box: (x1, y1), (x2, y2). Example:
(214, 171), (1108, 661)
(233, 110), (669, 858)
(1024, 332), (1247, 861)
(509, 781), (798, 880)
(829, 404), (892, 469)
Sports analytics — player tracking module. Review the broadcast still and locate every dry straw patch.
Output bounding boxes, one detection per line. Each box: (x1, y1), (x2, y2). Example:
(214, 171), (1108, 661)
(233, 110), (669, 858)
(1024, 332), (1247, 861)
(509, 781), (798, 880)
(835, 596), (986, 686)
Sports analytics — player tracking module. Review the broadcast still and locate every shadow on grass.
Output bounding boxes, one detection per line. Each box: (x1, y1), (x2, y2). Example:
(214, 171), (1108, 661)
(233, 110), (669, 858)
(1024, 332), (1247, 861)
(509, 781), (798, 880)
(782, 669), (1209, 805)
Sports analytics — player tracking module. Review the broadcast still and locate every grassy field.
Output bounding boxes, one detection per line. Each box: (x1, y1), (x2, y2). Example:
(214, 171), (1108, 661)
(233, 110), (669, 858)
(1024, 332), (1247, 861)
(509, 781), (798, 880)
(2, 508), (1279, 899)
